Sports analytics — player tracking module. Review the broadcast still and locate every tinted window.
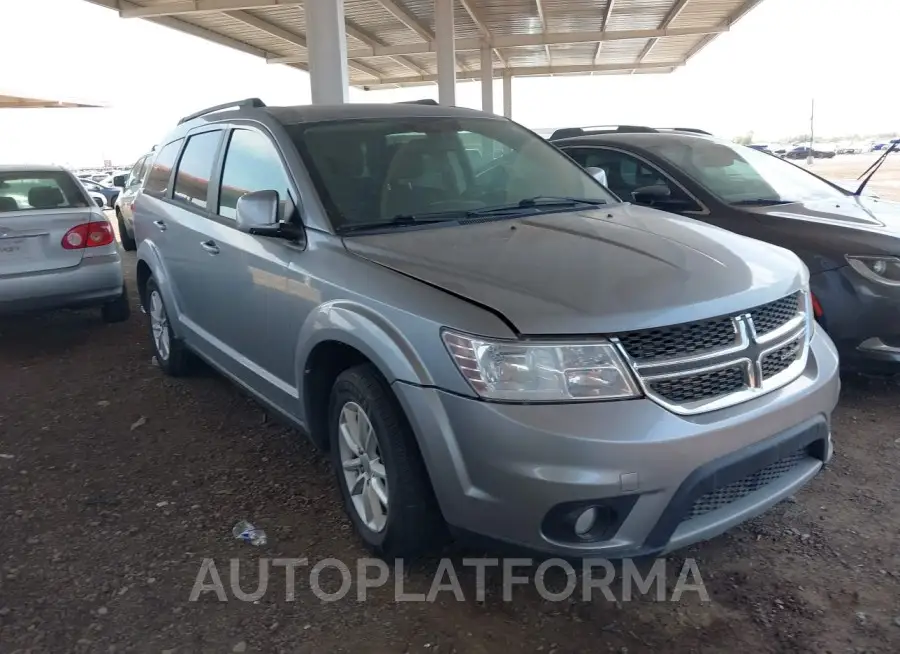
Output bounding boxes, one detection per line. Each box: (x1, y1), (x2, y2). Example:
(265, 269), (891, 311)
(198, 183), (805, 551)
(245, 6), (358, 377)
(565, 147), (689, 205)
(173, 131), (221, 210)
(218, 129), (292, 220)
(289, 118), (613, 229)
(144, 140), (183, 197)
(0, 171), (89, 212)
(126, 155), (148, 187)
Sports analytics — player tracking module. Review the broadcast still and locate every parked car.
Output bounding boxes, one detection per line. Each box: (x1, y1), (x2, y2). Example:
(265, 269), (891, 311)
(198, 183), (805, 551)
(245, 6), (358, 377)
(134, 99), (838, 559)
(80, 178), (120, 207)
(553, 128), (900, 372)
(113, 151), (153, 251)
(785, 146), (835, 159)
(0, 165), (129, 321)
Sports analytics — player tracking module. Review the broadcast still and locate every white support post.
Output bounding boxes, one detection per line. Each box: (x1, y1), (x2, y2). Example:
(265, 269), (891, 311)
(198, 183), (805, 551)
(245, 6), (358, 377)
(502, 72), (512, 118)
(304, 0), (348, 104)
(480, 43), (493, 114)
(435, 0), (456, 106)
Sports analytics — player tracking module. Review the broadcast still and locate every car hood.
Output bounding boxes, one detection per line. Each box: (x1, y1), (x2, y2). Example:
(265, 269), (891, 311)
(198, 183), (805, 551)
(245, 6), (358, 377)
(745, 195), (900, 236)
(343, 204), (805, 335)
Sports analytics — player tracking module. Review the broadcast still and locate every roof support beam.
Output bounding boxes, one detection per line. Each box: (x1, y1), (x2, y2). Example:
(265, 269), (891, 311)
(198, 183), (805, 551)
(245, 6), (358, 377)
(267, 25), (725, 63)
(636, 0), (692, 65)
(534, 0), (552, 65)
(344, 20), (427, 76)
(120, 0), (301, 19)
(372, 0), (433, 41)
(226, 9), (380, 79)
(459, 0), (506, 67)
(683, 0), (765, 62)
(594, 0), (616, 63)
(360, 60), (684, 87)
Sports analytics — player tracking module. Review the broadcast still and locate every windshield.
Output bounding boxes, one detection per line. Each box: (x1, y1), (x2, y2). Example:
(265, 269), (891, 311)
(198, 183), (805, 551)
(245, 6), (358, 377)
(288, 117), (615, 230)
(0, 171), (89, 213)
(646, 138), (846, 204)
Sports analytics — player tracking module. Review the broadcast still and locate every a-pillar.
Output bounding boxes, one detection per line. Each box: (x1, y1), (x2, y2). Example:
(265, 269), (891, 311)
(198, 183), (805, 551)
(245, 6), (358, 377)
(304, 0), (348, 104)
(480, 44), (493, 113)
(502, 72), (512, 118)
(435, 0), (456, 106)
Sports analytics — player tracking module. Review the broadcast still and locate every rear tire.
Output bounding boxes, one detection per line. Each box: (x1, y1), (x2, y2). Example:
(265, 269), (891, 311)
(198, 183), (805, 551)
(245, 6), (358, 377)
(328, 363), (447, 558)
(145, 277), (191, 376)
(117, 209), (136, 251)
(101, 287), (131, 323)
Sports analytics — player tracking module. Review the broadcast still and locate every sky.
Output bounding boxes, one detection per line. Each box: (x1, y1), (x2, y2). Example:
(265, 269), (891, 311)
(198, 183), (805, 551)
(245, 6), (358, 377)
(0, 0), (897, 167)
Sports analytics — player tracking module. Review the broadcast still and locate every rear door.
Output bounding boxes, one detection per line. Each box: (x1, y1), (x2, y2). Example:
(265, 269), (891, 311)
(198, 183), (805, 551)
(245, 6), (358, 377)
(0, 171), (94, 277)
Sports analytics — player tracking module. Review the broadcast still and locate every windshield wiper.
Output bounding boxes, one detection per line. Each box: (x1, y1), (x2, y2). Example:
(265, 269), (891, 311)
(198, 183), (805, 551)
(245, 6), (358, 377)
(338, 213), (459, 234)
(730, 198), (795, 206)
(855, 140), (899, 196)
(465, 196), (606, 217)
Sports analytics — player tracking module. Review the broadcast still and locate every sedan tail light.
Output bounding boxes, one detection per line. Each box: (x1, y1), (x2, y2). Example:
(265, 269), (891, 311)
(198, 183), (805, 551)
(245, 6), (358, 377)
(61, 222), (115, 250)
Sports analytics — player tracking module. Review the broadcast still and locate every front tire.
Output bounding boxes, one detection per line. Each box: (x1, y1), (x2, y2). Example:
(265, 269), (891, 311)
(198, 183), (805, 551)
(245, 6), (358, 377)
(145, 278), (191, 376)
(116, 209), (136, 251)
(328, 364), (446, 558)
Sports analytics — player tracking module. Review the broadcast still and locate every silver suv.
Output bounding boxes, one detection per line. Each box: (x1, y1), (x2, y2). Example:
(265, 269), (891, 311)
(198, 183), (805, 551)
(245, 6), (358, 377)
(134, 99), (840, 558)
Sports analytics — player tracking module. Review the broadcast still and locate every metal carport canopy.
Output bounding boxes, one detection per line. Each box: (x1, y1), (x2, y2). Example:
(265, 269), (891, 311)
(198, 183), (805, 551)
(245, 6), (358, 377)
(80, 0), (765, 111)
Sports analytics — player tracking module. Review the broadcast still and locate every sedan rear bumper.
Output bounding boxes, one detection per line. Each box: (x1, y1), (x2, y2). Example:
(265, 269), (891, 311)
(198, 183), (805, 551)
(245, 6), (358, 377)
(0, 253), (124, 314)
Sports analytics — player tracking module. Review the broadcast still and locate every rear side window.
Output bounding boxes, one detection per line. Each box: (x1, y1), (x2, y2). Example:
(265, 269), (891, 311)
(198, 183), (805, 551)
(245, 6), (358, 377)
(173, 131), (222, 210)
(144, 139), (183, 197)
(0, 171), (89, 212)
(218, 129), (292, 221)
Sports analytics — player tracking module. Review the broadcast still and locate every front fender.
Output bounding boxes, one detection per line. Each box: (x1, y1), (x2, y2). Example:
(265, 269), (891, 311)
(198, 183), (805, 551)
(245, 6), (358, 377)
(136, 240), (185, 339)
(295, 300), (434, 390)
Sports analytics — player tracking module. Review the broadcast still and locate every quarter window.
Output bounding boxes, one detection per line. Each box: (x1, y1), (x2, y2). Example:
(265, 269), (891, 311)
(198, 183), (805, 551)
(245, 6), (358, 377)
(218, 129), (292, 220)
(173, 131), (222, 210)
(144, 139), (183, 197)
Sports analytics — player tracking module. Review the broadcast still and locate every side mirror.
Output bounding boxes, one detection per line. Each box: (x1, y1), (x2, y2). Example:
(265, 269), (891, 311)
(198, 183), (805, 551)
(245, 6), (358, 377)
(632, 185), (671, 205)
(235, 189), (303, 241)
(112, 175), (126, 187)
(93, 196), (105, 208)
(585, 166), (608, 186)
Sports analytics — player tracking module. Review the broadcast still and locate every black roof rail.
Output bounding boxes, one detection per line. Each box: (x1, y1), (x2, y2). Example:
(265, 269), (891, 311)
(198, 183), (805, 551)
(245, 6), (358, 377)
(177, 98), (266, 125)
(658, 127), (713, 135)
(549, 125), (658, 140)
(396, 99), (439, 105)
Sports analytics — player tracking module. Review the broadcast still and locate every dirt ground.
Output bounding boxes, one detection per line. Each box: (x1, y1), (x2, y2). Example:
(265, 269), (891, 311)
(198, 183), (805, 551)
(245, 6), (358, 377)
(800, 152), (900, 201)
(1, 192), (900, 653)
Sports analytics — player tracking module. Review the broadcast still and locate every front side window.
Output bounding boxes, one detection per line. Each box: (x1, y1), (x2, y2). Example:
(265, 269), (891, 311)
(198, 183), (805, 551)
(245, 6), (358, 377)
(218, 129), (292, 221)
(288, 117), (615, 230)
(647, 138), (846, 205)
(144, 139), (183, 197)
(173, 131), (222, 210)
(0, 171), (89, 213)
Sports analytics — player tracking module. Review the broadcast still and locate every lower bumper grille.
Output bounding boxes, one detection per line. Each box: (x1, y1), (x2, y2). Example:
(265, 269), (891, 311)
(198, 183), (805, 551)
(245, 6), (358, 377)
(683, 449), (808, 521)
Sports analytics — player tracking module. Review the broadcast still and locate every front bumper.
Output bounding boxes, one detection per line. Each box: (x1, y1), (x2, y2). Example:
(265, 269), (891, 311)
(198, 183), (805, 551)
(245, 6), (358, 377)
(0, 254), (124, 315)
(393, 327), (840, 558)
(813, 266), (900, 372)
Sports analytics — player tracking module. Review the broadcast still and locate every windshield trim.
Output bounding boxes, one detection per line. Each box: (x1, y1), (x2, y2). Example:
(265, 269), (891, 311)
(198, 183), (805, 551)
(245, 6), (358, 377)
(286, 116), (615, 232)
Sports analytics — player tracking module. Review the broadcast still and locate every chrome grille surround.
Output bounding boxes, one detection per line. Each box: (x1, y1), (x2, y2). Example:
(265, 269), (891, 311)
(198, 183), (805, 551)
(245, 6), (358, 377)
(613, 291), (812, 415)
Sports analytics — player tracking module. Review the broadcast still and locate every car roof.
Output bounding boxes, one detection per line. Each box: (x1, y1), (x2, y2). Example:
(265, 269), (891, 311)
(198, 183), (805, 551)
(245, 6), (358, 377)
(266, 102), (493, 125)
(0, 164), (68, 173)
(552, 131), (717, 150)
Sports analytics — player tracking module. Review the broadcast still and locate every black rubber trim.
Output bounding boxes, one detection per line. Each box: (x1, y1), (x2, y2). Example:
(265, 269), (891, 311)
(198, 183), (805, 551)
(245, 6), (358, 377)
(541, 494), (639, 544)
(643, 415), (829, 550)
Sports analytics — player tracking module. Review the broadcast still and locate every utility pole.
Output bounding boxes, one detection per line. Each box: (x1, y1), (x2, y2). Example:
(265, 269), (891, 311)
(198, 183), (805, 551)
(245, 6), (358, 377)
(807, 98), (815, 165)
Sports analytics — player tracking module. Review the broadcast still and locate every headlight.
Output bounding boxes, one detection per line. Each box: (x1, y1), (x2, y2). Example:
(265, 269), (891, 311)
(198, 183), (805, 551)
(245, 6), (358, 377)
(442, 330), (641, 402)
(846, 255), (900, 285)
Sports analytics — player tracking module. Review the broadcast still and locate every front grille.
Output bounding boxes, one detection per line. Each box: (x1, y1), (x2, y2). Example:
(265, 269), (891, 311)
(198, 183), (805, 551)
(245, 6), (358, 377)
(684, 449), (808, 521)
(617, 316), (736, 361)
(750, 292), (800, 336)
(761, 336), (804, 379)
(649, 366), (744, 404)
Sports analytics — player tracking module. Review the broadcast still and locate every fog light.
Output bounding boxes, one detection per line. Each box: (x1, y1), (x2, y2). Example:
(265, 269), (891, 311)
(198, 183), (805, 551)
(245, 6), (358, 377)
(574, 507), (598, 536)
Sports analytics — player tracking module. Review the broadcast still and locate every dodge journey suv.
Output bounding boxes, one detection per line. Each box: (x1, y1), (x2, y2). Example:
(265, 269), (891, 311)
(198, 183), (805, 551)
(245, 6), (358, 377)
(133, 99), (840, 559)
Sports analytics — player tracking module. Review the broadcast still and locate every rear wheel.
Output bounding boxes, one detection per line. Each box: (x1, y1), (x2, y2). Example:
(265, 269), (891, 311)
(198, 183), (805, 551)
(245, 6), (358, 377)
(329, 364), (446, 558)
(116, 209), (136, 251)
(101, 286), (131, 323)
(146, 278), (191, 376)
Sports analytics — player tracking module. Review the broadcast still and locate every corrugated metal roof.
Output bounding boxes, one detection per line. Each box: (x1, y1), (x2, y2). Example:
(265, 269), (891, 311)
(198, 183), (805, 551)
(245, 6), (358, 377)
(81, 0), (765, 87)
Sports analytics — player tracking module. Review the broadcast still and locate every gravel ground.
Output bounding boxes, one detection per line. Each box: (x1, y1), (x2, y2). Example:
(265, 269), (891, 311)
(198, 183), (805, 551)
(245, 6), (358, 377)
(1, 246), (899, 653)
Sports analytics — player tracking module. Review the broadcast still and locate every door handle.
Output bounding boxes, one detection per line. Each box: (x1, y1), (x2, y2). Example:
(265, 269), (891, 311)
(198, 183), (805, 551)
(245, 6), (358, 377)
(152, 220), (167, 231)
(200, 240), (220, 255)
